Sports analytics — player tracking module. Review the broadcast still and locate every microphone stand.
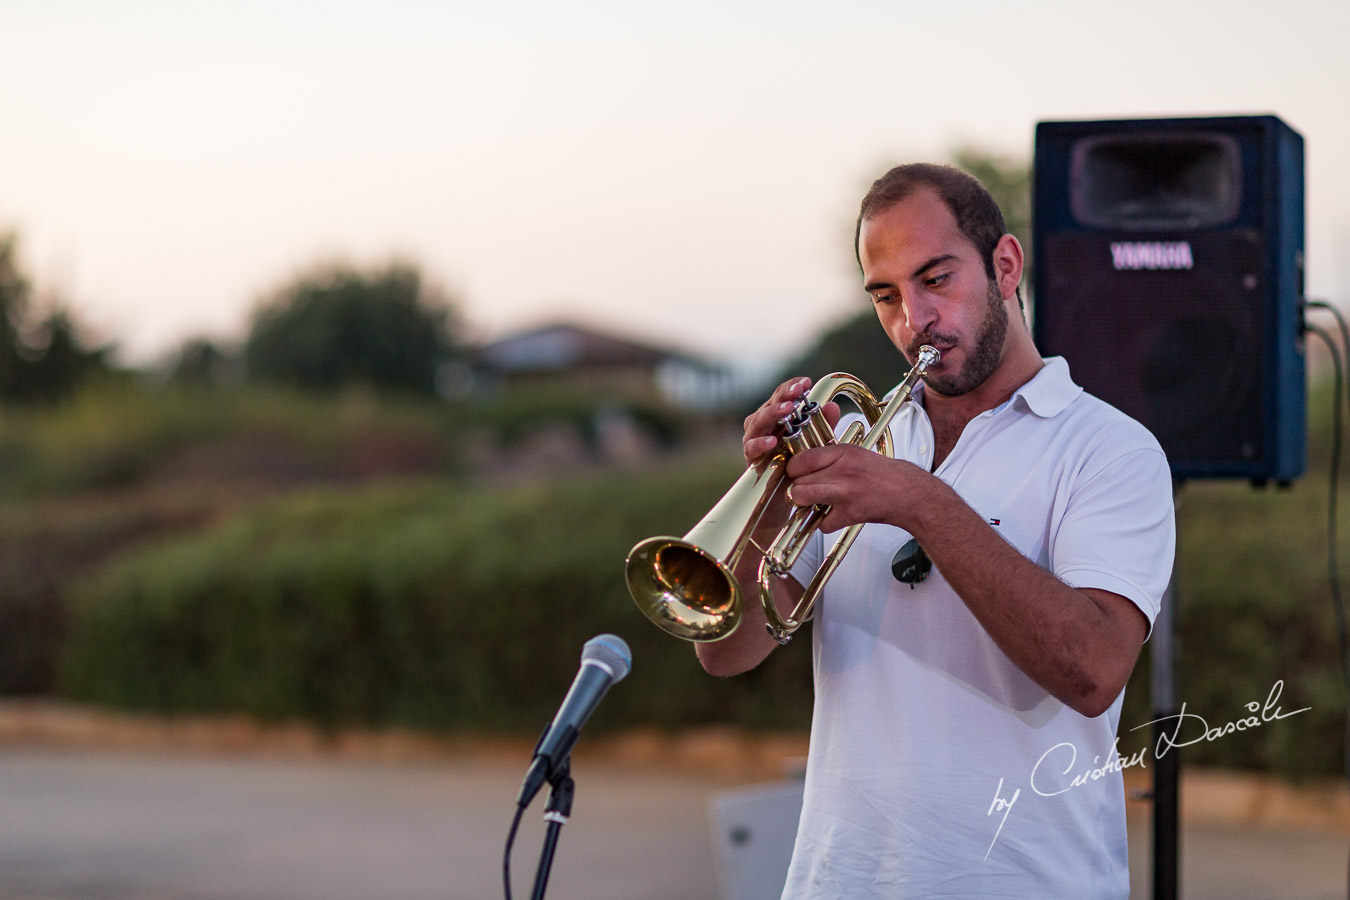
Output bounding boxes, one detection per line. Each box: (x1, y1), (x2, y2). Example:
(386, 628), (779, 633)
(530, 757), (575, 900)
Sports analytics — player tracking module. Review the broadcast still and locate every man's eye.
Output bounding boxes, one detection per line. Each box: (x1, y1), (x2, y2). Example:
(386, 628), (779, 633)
(873, 294), (899, 305)
(926, 273), (950, 287)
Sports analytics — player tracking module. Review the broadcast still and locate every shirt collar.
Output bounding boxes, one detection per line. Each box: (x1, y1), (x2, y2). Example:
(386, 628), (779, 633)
(899, 356), (1083, 417)
(1009, 356), (1082, 418)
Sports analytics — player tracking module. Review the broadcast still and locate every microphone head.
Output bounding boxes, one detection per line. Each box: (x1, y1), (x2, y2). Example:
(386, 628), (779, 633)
(582, 633), (632, 682)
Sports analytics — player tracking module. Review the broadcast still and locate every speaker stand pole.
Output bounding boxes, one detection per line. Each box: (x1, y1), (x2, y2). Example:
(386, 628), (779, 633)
(1151, 482), (1182, 900)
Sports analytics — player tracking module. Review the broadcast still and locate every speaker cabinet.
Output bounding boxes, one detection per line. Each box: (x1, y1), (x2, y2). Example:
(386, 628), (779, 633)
(1032, 115), (1305, 484)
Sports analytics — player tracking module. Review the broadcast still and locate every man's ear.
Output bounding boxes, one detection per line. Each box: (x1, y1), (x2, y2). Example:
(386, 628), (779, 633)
(992, 233), (1024, 300)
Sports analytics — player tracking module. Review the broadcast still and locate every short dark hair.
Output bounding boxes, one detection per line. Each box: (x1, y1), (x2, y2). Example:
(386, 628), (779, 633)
(854, 163), (1008, 282)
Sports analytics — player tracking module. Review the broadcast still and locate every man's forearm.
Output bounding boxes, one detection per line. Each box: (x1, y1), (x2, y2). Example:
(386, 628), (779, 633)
(694, 517), (804, 677)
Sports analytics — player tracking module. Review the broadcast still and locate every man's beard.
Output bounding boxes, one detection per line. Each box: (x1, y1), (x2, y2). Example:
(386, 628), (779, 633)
(908, 279), (1009, 397)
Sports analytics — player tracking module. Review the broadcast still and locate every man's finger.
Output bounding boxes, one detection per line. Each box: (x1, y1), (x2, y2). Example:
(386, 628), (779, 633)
(785, 444), (846, 478)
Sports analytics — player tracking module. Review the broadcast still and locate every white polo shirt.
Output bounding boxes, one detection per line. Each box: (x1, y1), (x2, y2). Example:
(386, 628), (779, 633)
(781, 356), (1175, 900)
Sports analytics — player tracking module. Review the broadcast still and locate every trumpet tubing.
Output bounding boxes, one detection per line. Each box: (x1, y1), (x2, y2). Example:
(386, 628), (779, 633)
(625, 345), (939, 644)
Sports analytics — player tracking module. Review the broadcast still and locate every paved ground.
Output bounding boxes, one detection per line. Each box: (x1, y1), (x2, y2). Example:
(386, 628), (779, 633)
(0, 747), (1347, 900)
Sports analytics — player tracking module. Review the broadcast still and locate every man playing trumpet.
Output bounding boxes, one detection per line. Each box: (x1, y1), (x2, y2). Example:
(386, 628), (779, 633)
(697, 164), (1175, 898)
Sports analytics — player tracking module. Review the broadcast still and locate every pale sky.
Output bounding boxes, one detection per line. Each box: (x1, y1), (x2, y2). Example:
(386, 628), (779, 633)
(3, 0), (1348, 373)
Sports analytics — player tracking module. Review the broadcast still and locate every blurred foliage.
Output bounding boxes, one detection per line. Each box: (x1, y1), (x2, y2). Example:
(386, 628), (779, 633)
(166, 337), (241, 386)
(0, 381), (461, 500)
(0, 376), (700, 696)
(0, 231), (112, 404)
(0, 491), (221, 694)
(0, 376), (692, 501)
(1120, 473), (1346, 780)
(58, 454), (815, 732)
(245, 260), (460, 395)
(0, 382), (466, 695)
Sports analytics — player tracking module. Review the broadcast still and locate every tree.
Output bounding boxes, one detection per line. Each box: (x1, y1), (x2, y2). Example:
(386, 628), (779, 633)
(165, 337), (240, 386)
(244, 260), (461, 395)
(0, 232), (110, 404)
(0, 233), (31, 396)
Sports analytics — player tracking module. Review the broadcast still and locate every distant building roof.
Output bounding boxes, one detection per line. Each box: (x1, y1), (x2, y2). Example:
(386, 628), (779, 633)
(476, 323), (702, 374)
(470, 322), (753, 410)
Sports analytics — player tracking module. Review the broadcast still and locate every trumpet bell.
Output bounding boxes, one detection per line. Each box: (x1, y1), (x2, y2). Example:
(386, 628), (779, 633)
(625, 536), (741, 641)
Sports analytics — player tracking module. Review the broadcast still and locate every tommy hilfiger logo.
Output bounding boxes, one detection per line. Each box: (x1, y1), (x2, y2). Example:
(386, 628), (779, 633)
(988, 518), (1001, 527)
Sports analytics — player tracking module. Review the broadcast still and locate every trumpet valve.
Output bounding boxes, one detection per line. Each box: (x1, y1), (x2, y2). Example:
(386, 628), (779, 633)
(780, 399), (835, 457)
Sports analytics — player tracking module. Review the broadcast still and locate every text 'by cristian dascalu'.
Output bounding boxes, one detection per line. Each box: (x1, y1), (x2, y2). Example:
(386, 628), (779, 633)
(983, 679), (1310, 859)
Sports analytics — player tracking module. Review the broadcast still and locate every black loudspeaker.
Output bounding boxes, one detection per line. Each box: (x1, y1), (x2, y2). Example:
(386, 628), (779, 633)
(1032, 115), (1305, 484)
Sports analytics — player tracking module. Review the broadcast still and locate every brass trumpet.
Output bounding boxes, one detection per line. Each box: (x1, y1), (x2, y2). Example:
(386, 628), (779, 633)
(625, 345), (939, 644)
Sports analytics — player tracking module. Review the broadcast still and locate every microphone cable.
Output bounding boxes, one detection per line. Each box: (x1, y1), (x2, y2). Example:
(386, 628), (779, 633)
(503, 801), (527, 900)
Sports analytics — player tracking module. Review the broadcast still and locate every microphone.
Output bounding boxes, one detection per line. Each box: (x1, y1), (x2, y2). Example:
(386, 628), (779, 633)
(516, 634), (632, 808)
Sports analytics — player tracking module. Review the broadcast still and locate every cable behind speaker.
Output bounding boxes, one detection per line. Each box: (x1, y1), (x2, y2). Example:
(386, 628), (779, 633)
(1301, 299), (1350, 899)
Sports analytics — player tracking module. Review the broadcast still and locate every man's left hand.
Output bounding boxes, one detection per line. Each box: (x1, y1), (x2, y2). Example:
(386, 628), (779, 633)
(783, 444), (932, 534)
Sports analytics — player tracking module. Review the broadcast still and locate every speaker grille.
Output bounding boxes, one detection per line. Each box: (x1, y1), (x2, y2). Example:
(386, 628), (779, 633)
(1038, 230), (1266, 471)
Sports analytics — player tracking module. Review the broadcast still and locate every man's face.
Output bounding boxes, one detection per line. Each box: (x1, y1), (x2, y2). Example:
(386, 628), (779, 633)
(858, 188), (1011, 398)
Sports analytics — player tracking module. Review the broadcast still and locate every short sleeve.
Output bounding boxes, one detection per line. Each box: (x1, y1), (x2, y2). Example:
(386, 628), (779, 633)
(1050, 442), (1175, 635)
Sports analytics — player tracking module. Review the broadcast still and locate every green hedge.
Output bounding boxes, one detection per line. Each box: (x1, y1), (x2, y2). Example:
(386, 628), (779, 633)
(59, 453), (815, 733)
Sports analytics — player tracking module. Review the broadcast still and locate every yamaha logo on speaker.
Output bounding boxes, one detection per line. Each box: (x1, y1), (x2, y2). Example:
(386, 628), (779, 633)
(1109, 241), (1195, 271)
